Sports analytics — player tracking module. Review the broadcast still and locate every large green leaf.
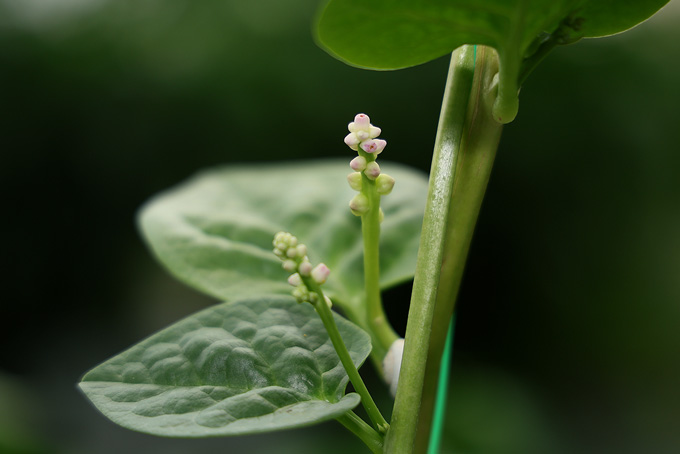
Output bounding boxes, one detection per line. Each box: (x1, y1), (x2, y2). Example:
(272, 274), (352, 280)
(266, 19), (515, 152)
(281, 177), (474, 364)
(138, 159), (428, 316)
(79, 295), (370, 437)
(576, 1), (671, 37)
(315, 0), (669, 123)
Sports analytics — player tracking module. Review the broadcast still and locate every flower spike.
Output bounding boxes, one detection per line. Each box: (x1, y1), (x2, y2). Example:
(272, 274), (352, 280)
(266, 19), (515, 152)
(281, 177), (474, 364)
(273, 232), (332, 305)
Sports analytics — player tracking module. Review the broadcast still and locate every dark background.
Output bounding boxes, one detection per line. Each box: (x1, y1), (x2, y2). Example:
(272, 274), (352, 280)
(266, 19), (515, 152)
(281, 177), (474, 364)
(1, 0), (679, 453)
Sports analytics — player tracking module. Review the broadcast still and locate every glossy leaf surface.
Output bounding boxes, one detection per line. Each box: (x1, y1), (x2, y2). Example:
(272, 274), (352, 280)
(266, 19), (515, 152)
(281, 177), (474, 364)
(80, 296), (370, 437)
(138, 160), (428, 316)
(316, 0), (668, 122)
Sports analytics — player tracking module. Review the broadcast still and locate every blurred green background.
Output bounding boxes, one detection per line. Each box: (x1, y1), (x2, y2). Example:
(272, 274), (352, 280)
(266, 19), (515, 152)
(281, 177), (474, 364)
(1, 0), (679, 453)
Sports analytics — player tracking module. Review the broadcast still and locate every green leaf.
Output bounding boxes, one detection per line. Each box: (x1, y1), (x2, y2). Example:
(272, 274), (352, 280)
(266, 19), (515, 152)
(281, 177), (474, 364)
(315, 0), (668, 123)
(79, 295), (371, 437)
(138, 159), (428, 318)
(576, 1), (670, 38)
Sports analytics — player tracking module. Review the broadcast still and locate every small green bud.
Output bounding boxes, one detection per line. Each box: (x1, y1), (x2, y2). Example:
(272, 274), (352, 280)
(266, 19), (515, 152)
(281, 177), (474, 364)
(292, 285), (310, 303)
(287, 273), (302, 287)
(324, 295), (333, 308)
(282, 260), (297, 272)
(349, 193), (369, 216)
(273, 232), (298, 255)
(379, 208), (384, 224)
(347, 172), (362, 191)
(376, 173), (395, 195)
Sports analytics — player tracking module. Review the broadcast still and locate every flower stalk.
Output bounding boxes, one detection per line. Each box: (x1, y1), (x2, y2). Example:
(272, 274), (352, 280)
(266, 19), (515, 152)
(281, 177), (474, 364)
(344, 114), (399, 369)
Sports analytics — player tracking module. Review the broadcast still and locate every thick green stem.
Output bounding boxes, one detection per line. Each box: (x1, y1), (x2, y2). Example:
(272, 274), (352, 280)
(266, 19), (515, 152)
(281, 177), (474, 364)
(337, 411), (385, 454)
(359, 150), (399, 369)
(383, 45), (477, 454)
(413, 45), (504, 453)
(304, 277), (389, 433)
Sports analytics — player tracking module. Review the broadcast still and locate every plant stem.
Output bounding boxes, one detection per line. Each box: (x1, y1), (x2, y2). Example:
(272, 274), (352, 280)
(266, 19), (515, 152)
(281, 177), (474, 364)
(304, 277), (389, 433)
(337, 411), (385, 454)
(383, 45), (477, 454)
(359, 149), (399, 369)
(412, 45), (503, 453)
(385, 44), (504, 454)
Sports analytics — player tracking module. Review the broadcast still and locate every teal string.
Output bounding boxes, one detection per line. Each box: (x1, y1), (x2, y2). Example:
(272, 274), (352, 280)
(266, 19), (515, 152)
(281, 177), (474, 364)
(426, 314), (456, 454)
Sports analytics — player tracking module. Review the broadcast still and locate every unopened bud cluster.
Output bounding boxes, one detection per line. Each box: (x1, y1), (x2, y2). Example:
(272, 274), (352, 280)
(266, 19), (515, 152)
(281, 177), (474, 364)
(344, 114), (396, 218)
(273, 232), (332, 307)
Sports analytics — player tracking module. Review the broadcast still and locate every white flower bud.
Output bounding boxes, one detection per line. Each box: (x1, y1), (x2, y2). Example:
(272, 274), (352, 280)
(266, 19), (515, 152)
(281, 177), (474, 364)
(364, 161), (381, 180)
(369, 125), (381, 138)
(311, 263), (330, 284)
(383, 339), (405, 397)
(299, 260), (313, 276)
(287, 273), (302, 287)
(376, 173), (395, 195)
(324, 295), (333, 308)
(286, 247), (298, 258)
(357, 130), (370, 141)
(296, 244), (307, 258)
(347, 172), (362, 191)
(349, 193), (369, 216)
(344, 132), (360, 150)
(350, 156), (367, 171)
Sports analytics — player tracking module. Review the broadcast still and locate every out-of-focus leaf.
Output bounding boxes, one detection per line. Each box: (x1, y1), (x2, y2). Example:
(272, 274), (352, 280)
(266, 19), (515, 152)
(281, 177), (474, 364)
(138, 159), (427, 319)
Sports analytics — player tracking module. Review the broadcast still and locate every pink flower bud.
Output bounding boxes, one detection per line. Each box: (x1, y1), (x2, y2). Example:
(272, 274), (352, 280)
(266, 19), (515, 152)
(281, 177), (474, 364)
(373, 139), (387, 154)
(360, 140), (377, 153)
(354, 113), (370, 127)
(311, 263), (330, 284)
(364, 161), (381, 180)
(350, 156), (367, 171)
(344, 132), (360, 150)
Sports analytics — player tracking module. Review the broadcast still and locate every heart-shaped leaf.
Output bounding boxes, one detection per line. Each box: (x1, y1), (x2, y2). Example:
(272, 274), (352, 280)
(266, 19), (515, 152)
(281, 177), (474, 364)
(315, 0), (669, 123)
(138, 159), (428, 318)
(79, 295), (371, 437)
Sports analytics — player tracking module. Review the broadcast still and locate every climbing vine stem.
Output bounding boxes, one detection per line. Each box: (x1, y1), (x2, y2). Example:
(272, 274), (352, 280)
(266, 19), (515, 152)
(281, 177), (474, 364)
(384, 45), (504, 454)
